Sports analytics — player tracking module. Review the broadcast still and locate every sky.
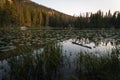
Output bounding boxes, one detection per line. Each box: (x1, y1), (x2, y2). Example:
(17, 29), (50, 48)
(31, 0), (120, 16)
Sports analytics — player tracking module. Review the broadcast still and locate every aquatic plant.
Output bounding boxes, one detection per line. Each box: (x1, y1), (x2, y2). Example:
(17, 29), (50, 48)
(8, 43), (63, 80)
(76, 50), (120, 80)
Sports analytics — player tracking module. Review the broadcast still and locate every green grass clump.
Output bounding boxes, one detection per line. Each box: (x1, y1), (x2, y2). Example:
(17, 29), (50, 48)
(8, 43), (63, 80)
(76, 50), (120, 80)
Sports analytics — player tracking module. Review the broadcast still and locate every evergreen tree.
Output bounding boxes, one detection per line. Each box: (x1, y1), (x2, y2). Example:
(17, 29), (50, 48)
(24, 7), (31, 26)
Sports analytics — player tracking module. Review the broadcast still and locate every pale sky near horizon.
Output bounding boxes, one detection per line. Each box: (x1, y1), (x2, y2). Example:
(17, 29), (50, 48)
(31, 0), (120, 16)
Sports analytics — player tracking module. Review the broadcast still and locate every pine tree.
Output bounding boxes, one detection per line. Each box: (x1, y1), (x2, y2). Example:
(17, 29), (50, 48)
(39, 11), (43, 26)
(24, 7), (31, 26)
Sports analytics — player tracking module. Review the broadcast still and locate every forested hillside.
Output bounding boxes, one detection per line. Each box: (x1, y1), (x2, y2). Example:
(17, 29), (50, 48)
(0, 0), (120, 28)
(0, 0), (73, 28)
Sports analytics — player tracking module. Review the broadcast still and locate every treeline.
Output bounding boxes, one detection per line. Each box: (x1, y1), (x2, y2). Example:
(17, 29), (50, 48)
(0, 0), (120, 28)
(75, 10), (120, 28)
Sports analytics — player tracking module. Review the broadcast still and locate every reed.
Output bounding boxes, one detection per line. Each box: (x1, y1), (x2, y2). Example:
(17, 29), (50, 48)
(76, 49), (120, 80)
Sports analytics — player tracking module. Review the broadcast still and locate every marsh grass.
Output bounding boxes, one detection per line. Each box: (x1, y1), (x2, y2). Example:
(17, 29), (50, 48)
(76, 50), (120, 80)
(8, 43), (63, 80)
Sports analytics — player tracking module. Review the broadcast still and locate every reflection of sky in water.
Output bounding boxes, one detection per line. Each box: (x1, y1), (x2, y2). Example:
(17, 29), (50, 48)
(0, 60), (10, 80)
(60, 38), (116, 76)
(60, 38), (115, 68)
(33, 48), (44, 55)
(61, 39), (115, 56)
(0, 38), (118, 79)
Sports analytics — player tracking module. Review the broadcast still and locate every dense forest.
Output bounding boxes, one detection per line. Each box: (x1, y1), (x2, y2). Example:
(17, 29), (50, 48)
(0, 0), (120, 28)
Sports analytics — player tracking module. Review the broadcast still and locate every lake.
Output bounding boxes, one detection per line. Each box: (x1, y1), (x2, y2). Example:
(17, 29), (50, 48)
(0, 28), (120, 80)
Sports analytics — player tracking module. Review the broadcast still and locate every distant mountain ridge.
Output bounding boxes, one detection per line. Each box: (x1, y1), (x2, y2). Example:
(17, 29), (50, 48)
(1, 0), (71, 16)
(16, 0), (71, 16)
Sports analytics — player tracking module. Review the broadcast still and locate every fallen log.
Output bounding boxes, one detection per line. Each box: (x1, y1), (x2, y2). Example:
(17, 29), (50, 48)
(72, 42), (92, 49)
